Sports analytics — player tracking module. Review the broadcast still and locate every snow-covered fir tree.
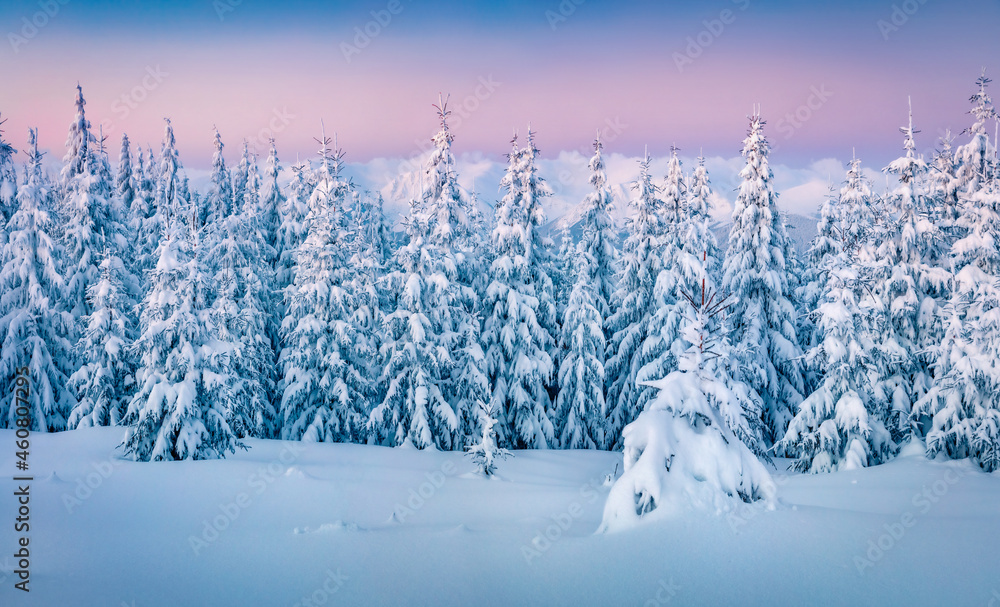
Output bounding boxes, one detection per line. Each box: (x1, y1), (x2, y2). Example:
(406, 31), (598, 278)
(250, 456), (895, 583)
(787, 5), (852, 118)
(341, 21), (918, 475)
(916, 164), (1000, 471)
(672, 154), (724, 344)
(553, 224), (575, 322)
(353, 190), (392, 268)
(370, 201), (457, 448)
(309, 126), (352, 230)
(552, 133), (618, 448)
(954, 71), (997, 198)
(576, 134), (618, 323)
(279, 130), (371, 443)
(600, 279), (774, 531)
(797, 183), (841, 353)
(60, 84), (124, 323)
(351, 188), (392, 280)
(679, 154), (723, 294)
(144, 145), (157, 183)
(0, 129), (76, 431)
(798, 157), (879, 371)
(606, 150), (664, 448)
(877, 102), (950, 437)
(178, 176), (193, 225)
(721, 111), (805, 446)
(60, 84), (94, 196)
(418, 97), (487, 446)
(231, 139), (251, 211)
(551, 223), (575, 396)
(208, 192), (278, 439)
(932, 132), (962, 241)
(275, 159), (315, 296)
(67, 253), (137, 428)
(383, 97), (485, 447)
(130, 142), (160, 277)
(154, 119), (185, 229)
(242, 147), (261, 219)
(779, 254), (895, 472)
(257, 139), (285, 266)
(0, 115), (17, 244)
(348, 190), (392, 414)
(783, 155), (900, 470)
(634, 154), (727, 451)
(115, 133), (135, 227)
(660, 146), (687, 227)
(686, 155), (716, 234)
(482, 133), (556, 449)
(204, 127), (234, 228)
(555, 246), (606, 449)
(124, 218), (241, 460)
(519, 128), (559, 350)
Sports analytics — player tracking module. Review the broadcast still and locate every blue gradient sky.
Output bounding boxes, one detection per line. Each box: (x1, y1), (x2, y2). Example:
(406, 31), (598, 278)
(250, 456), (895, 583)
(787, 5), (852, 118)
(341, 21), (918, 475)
(1, 0), (998, 170)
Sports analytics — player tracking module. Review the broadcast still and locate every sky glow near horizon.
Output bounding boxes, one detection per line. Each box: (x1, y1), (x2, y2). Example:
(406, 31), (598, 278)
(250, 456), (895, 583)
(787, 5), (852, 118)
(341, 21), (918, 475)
(1, 0), (998, 218)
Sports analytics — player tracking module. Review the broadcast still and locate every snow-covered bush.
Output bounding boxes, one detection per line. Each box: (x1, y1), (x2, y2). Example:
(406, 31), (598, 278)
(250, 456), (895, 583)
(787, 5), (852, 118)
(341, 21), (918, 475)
(466, 402), (511, 477)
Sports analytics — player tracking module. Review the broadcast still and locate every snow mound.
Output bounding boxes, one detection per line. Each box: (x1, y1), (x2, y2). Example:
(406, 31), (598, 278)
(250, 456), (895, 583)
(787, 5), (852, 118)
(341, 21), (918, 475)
(284, 466), (308, 479)
(41, 471), (71, 484)
(293, 521), (361, 534)
(600, 373), (776, 532)
(897, 438), (927, 458)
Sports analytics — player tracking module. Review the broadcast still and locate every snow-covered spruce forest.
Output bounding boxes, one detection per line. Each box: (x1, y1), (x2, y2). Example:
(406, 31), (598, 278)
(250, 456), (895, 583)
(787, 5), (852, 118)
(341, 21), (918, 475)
(2, 73), (999, 501)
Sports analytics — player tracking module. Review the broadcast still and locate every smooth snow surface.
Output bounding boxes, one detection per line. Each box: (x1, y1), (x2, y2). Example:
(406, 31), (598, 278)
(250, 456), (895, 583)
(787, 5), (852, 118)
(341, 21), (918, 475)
(1, 428), (997, 606)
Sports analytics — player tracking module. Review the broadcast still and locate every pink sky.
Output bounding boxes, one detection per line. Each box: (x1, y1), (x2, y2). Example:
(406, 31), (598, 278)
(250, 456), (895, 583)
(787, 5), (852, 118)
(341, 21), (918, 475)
(1, 0), (997, 169)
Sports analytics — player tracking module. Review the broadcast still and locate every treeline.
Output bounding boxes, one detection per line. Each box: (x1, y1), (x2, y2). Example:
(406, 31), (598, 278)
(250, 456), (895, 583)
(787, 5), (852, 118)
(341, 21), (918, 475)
(1, 75), (998, 474)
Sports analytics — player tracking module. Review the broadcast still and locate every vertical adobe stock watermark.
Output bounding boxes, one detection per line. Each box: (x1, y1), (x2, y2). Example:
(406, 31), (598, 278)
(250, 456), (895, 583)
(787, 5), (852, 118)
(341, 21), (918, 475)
(340, 0), (406, 63)
(98, 66), (170, 137)
(545, 0), (585, 30)
(188, 442), (306, 556)
(672, 0), (751, 73)
(7, 0), (71, 54)
(10, 366), (33, 592)
(852, 464), (972, 575)
(877, 0), (931, 41)
(772, 84), (834, 153)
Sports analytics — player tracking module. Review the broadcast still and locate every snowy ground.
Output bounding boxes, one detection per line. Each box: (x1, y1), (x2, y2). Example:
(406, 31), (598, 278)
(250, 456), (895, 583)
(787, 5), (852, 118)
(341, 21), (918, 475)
(1, 428), (998, 606)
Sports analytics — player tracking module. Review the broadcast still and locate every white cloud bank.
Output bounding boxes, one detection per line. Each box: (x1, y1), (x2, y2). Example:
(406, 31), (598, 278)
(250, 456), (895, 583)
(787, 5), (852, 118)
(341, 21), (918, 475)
(345, 150), (892, 228)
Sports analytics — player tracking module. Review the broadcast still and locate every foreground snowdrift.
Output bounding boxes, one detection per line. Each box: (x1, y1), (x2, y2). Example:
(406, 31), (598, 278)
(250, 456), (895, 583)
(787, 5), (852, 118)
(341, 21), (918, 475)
(0, 428), (997, 606)
(600, 373), (776, 532)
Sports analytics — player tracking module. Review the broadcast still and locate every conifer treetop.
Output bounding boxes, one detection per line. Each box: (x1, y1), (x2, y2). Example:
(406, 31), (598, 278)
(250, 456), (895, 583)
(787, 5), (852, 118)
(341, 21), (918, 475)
(431, 93), (454, 149)
(63, 83), (91, 183)
(0, 114), (15, 161)
(967, 69), (996, 137)
(315, 121), (347, 182)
